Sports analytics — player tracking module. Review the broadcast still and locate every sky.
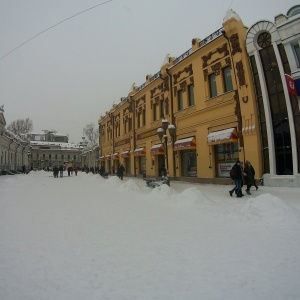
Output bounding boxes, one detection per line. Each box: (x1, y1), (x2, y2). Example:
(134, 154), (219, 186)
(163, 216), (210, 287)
(0, 0), (297, 143)
(0, 171), (300, 299)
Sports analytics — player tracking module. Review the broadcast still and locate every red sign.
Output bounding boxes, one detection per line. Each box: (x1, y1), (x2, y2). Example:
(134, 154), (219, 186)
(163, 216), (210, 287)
(285, 74), (298, 96)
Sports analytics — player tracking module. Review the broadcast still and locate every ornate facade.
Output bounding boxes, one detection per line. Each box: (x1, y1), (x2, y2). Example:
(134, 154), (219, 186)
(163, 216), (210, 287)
(98, 10), (262, 184)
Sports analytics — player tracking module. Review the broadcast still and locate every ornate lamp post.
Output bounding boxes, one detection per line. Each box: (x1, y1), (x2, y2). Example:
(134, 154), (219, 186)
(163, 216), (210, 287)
(157, 119), (176, 176)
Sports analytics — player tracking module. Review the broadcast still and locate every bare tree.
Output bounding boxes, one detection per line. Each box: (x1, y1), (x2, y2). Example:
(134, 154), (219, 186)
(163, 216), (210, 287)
(83, 122), (98, 144)
(7, 118), (33, 136)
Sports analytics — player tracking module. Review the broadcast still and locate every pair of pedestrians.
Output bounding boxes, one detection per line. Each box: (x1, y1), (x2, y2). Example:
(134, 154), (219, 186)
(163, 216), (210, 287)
(229, 160), (258, 198)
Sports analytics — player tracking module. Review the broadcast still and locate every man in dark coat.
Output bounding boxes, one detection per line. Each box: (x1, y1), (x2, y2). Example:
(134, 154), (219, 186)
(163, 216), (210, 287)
(118, 164), (125, 180)
(244, 160), (257, 194)
(229, 160), (244, 197)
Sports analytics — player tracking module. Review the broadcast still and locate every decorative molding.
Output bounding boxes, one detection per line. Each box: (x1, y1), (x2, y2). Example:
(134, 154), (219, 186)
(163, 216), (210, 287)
(225, 57), (231, 67)
(230, 33), (242, 55)
(173, 64), (193, 84)
(236, 61), (246, 86)
(203, 69), (208, 81)
(164, 97), (169, 115)
(202, 43), (228, 68)
(180, 80), (187, 92)
(211, 62), (222, 76)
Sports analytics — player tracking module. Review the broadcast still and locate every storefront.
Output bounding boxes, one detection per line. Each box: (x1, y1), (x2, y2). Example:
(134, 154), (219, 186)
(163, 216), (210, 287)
(134, 147), (146, 175)
(207, 128), (239, 177)
(121, 150), (131, 175)
(150, 144), (165, 176)
(174, 137), (197, 177)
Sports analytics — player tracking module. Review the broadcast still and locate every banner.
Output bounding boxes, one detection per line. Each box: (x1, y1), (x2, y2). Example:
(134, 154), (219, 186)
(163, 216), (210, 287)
(285, 74), (298, 96)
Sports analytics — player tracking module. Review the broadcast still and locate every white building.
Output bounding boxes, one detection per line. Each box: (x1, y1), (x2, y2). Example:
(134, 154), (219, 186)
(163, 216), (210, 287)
(0, 106), (31, 174)
(246, 5), (300, 186)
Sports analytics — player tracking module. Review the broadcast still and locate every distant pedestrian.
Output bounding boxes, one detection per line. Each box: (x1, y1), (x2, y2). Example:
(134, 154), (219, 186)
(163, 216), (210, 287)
(53, 166), (59, 178)
(118, 164), (125, 180)
(244, 160), (258, 194)
(22, 165), (26, 174)
(74, 165), (78, 176)
(59, 165), (64, 177)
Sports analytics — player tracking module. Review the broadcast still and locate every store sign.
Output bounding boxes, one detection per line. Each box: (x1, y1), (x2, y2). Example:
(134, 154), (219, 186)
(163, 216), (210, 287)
(218, 162), (235, 177)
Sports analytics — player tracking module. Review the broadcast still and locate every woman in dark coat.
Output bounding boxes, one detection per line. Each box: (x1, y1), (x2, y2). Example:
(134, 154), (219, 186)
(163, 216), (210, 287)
(244, 160), (257, 194)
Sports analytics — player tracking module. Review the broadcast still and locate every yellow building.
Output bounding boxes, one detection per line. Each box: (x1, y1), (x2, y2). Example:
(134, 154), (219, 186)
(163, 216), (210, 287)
(99, 10), (262, 184)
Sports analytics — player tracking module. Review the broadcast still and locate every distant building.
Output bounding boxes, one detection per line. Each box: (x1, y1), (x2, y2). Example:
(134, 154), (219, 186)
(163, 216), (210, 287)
(26, 132), (86, 170)
(0, 106), (31, 174)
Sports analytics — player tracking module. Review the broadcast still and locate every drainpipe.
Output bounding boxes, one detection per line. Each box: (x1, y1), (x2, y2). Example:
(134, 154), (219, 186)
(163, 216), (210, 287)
(129, 96), (136, 177)
(165, 68), (176, 178)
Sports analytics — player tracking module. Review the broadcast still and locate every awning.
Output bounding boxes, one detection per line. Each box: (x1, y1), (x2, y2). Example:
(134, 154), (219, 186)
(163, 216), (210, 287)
(150, 144), (165, 155)
(99, 156), (105, 161)
(121, 150), (131, 158)
(174, 137), (196, 151)
(111, 152), (119, 160)
(207, 128), (238, 145)
(105, 154), (111, 160)
(134, 147), (146, 156)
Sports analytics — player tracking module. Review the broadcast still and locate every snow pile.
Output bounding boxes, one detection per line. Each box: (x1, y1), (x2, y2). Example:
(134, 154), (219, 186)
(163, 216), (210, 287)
(241, 193), (300, 224)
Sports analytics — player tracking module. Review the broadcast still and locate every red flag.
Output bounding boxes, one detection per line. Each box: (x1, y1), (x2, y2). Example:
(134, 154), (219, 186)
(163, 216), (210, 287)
(285, 74), (298, 96)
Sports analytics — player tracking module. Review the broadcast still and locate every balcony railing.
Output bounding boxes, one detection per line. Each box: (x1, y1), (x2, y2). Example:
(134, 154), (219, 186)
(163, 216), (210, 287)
(173, 27), (224, 65)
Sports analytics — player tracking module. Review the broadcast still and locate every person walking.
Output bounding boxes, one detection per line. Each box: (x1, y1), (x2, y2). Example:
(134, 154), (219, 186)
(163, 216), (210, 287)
(74, 165), (78, 176)
(118, 164), (125, 180)
(229, 160), (244, 198)
(59, 165), (64, 177)
(53, 165), (59, 178)
(244, 160), (258, 194)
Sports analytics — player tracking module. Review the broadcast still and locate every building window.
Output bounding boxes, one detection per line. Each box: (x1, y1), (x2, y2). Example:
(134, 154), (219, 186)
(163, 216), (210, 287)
(188, 84), (194, 106)
(293, 43), (300, 66)
(143, 109), (146, 126)
(153, 102), (157, 121)
(49, 154), (51, 159)
(62, 154), (64, 160)
(223, 67), (233, 92)
(178, 90), (183, 110)
(257, 32), (271, 48)
(160, 100), (164, 118)
(55, 154), (58, 159)
(209, 73), (217, 98)
(129, 117), (132, 131)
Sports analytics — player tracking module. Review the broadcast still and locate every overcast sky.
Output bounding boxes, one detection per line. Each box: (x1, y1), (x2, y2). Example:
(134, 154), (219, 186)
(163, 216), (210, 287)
(0, 0), (297, 143)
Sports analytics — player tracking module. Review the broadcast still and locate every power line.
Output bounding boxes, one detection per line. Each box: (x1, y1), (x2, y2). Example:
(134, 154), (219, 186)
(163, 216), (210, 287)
(0, 0), (113, 62)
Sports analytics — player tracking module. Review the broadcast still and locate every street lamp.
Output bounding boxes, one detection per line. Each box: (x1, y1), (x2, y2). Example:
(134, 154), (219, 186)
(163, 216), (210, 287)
(157, 119), (176, 177)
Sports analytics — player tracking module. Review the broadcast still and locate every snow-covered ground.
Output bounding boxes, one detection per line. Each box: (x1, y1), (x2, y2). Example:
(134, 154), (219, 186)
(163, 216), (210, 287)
(1, 171), (300, 300)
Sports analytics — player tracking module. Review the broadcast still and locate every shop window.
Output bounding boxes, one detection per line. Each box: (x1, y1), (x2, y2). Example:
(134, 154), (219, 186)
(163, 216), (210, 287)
(215, 142), (239, 177)
(188, 84), (195, 106)
(223, 67), (233, 92)
(182, 151), (197, 177)
(178, 90), (183, 110)
(209, 73), (217, 98)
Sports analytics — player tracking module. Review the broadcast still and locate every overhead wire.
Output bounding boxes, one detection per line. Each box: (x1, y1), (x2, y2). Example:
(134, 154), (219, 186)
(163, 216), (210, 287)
(0, 0), (113, 62)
